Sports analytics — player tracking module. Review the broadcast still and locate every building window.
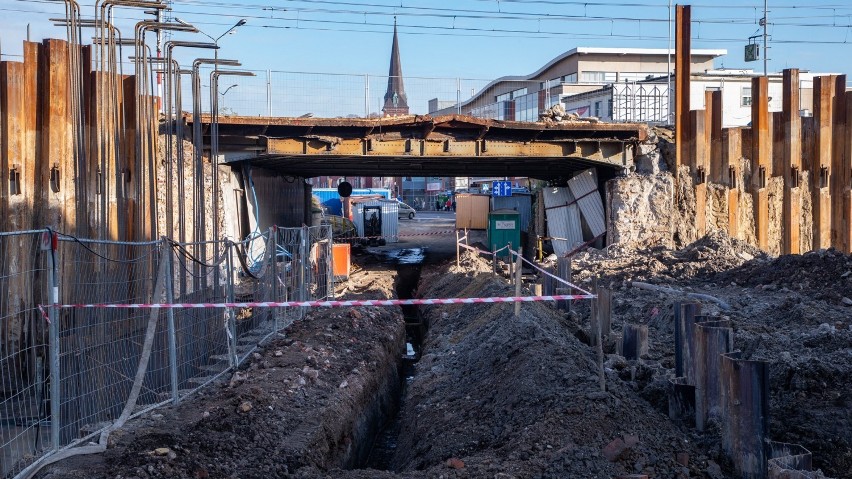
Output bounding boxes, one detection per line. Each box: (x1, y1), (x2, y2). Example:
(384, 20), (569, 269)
(580, 71), (616, 83)
(495, 87), (528, 103)
(594, 101), (602, 118)
(741, 87), (752, 106)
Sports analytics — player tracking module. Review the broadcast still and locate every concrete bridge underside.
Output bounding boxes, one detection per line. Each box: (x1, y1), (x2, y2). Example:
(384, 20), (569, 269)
(189, 114), (648, 180)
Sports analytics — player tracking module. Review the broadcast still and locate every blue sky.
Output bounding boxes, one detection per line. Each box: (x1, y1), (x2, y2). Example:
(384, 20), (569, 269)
(1, 1), (851, 117)
(2, 1), (852, 78)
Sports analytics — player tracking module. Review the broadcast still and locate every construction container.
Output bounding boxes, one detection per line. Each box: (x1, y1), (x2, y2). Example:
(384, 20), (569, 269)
(455, 194), (491, 230)
(488, 209), (521, 258)
(332, 243), (351, 279)
(353, 198), (399, 243)
(312, 188), (392, 216)
(491, 193), (533, 232)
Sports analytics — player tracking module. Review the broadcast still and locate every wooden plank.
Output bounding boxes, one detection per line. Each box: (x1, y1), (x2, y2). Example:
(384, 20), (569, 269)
(1, 61), (28, 231)
(675, 5), (691, 170)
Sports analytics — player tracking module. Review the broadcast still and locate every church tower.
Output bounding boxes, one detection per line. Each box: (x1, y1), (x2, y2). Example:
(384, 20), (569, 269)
(382, 18), (409, 117)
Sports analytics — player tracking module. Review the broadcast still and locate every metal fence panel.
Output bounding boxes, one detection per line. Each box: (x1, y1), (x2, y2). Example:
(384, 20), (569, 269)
(0, 230), (50, 477)
(0, 227), (333, 476)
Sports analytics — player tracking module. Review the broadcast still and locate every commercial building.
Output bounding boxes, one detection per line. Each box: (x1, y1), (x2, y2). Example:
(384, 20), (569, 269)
(429, 47), (726, 121)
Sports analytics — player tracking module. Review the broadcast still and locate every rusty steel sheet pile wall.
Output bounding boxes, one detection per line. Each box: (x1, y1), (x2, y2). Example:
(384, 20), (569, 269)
(0, 39), (159, 243)
(657, 5), (852, 256)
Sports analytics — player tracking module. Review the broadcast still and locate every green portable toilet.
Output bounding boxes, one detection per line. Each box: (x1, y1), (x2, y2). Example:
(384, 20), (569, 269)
(488, 209), (521, 258)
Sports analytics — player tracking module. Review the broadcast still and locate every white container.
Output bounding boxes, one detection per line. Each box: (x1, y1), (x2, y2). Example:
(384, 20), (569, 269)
(353, 198), (399, 243)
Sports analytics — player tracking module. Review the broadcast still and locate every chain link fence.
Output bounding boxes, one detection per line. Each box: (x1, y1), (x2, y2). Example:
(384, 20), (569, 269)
(0, 225), (332, 478)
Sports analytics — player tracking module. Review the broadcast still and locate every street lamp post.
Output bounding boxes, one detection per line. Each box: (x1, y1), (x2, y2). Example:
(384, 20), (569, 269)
(176, 17), (246, 71)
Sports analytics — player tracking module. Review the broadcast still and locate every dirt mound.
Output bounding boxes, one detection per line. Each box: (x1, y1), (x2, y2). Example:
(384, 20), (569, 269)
(39, 269), (406, 479)
(712, 248), (852, 302)
(389, 263), (723, 478)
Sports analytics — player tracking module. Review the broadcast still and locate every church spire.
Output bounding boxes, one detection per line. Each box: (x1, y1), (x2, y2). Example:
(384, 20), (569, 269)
(382, 17), (409, 116)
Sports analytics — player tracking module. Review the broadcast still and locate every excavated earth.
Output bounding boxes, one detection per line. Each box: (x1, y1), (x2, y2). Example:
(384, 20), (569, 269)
(38, 233), (850, 479)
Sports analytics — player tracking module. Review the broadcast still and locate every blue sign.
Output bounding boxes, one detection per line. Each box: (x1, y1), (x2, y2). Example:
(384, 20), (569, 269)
(492, 181), (513, 197)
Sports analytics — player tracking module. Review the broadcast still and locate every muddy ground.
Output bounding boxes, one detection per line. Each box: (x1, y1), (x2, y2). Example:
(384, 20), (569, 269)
(38, 230), (850, 479)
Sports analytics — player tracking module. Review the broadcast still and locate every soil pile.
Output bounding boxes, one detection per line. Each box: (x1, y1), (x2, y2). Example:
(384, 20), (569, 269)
(389, 251), (719, 478)
(39, 268), (406, 479)
(562, 234), (851, 477)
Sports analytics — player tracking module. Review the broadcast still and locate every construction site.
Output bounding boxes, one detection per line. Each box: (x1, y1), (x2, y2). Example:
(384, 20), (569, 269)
(0, 1), (850, 479)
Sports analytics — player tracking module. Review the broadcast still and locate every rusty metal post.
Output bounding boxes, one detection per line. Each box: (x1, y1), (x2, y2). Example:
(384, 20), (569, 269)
(752, 76), (771, 251)
(455, 229), (460, 267)
(589, 283), (611, 347)
(674, 5), (691, 170)
(693, 108), (708, 237)
(845, 91), (852, 254)
(813, 75), (835, 250)
(724, 128), (742, 238)
(782, 69), (802, 254)
(708, 90), (724, 183)
(694, 319), (733, 432)
(556, 256), (571, 312)
(621, 323), (648, 360)
(720, 352), (770, 479)
(514, 247), (523, 317)
(674, 301), (701, 382)
(831, 75), (847, 251)
(668, 376), (695, 424)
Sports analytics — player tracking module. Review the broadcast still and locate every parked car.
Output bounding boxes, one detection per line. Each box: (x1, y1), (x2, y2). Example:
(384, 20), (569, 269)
(397, 201), (416, 219)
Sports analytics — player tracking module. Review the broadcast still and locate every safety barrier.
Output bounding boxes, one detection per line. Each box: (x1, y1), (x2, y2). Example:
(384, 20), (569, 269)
(0, 225), (331, 478)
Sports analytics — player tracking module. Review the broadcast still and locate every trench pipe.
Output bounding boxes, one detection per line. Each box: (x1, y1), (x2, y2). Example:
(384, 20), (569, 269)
(210, 69), (254, 288)
(133, 21), (196, 240)
(191, 58), (239, 285)
(162, 42), (218, 248)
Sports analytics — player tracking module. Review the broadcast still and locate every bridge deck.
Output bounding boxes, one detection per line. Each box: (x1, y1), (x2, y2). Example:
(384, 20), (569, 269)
(188, 114), (648, 179)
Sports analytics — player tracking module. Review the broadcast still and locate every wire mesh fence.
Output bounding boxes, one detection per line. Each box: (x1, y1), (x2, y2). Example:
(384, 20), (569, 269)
(0, 226), (333, 477)
(0, 230), (51, 478)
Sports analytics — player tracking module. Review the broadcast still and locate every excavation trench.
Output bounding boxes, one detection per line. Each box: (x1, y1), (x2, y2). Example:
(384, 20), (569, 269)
(348, 249), (427, 472)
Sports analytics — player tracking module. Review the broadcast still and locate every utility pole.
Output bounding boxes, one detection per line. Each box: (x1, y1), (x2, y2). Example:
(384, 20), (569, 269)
(762, 0), (768, 76)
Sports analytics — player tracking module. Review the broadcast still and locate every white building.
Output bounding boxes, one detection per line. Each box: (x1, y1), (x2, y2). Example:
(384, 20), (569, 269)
(429, 47), (727, 121)
(562, 69), (828, 127)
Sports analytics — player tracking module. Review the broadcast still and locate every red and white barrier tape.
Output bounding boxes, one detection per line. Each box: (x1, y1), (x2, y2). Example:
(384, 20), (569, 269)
(507, 248), (594, 296)
(38, 294), (595, 316)
(345, 230), (456, 241)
